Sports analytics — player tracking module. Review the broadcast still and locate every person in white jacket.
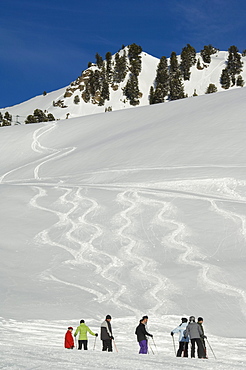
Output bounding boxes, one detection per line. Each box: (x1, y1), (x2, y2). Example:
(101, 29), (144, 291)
(171, 317), (189, 357)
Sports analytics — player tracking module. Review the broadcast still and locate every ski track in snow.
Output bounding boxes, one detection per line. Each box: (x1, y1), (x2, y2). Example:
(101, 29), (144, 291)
(117, 190), (177, 314)
(196, 55), (227, 90)
(31, 186), (135, 307)
(31, 186), (108, 302)
(31, 123), (76, 180)
(1, 122), (246, 322)
(116, 190), (169, 315)
(0, 122), (76, 183)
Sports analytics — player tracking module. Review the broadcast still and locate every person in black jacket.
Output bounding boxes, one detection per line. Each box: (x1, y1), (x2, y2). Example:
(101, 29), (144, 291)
(100, 315), (114, 352)
(135, 316), (153, 354)
(197, 317), (207, 358)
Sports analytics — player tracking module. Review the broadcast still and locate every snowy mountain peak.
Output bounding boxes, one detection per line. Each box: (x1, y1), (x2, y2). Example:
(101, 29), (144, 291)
(1, 45), (246, 125)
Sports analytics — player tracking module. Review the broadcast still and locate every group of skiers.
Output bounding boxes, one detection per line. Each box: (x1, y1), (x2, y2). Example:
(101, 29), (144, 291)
(171, 316), (207, 359)
(64, 314), (208, 359)
(64, 315), (113, 352)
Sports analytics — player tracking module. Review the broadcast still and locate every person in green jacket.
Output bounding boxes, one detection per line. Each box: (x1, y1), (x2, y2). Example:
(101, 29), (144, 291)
(74, 320), (98, 350)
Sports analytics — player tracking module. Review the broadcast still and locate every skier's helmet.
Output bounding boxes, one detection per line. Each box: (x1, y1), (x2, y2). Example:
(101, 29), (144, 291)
(189, 315), (195, 322)
(181, 317), (188, 323)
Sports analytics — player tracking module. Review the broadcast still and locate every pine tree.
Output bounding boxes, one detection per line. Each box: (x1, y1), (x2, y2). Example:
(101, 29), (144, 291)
(128, 43), (142, 61)
(220, 68), (231, 89)
(113, 51), (127, 83)
(123, 74), (140, 106)
(196, 58), (203, 70)
(47, 113), (55, 121)
(227, 45), (243, 84)
(25, 109), (54, 124)
(4, 111), (12, 122)
(105, 51), (112, 82)
(149, 86), (155, 105)
(2, 112), (12, 126)
(200, 44), (218, 64)
(180, 44), (196, 80)
(128, 43), (142, 76)
(153, 83), (166, 104)
(95, 53), (104, 68)
(205, 84), (217, 94)
(236, 75), (244, 87)
(33, 109), (48, 122)
(74, 95), (80, 104)
(89, 70), (102, 96)
(130, 59), (142, 76)
(155, 56), (169, 93)
(169, 52), (185, 101)
(82, 83), (91, 103)
(169, 51), (179, 74)
(150, 56), (169, 104)
(95, 70), (103, 92)
(101, 80), (110, 101)
(25, 115), (36, 124)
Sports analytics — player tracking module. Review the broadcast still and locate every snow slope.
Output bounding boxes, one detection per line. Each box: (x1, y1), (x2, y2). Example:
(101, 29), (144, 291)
(1, 50), (246, 123)
(1, 88), (246, 368)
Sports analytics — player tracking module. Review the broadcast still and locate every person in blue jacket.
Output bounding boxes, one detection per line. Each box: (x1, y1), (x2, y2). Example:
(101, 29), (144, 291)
(171, 317), (189, 357)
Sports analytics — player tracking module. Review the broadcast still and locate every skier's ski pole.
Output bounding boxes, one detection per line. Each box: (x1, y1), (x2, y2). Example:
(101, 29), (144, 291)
(149, 341), (155, 355)
(200, 338), (207, 358)
(172, 336), (176, 356)
(113, 340), (118, 353)
(93, 335), (97, 350)
(152, 337), (158, 354)
(206, 338), (217, 360)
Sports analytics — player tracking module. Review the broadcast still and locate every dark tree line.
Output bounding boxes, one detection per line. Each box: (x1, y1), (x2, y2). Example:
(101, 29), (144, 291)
(0, 110), (56, 126)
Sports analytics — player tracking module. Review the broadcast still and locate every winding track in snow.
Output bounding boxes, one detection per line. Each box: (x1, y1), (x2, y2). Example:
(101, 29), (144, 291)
(0, 122), (76, 183)
(1, 122), (246, 320)
(117, 190), (177, 314)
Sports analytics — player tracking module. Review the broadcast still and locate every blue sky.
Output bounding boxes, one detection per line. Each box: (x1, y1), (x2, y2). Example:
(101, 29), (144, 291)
(1, 0), (246, 108)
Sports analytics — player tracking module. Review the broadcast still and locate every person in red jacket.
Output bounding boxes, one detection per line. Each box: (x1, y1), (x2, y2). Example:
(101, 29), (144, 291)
(64, 327), (75, 349)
